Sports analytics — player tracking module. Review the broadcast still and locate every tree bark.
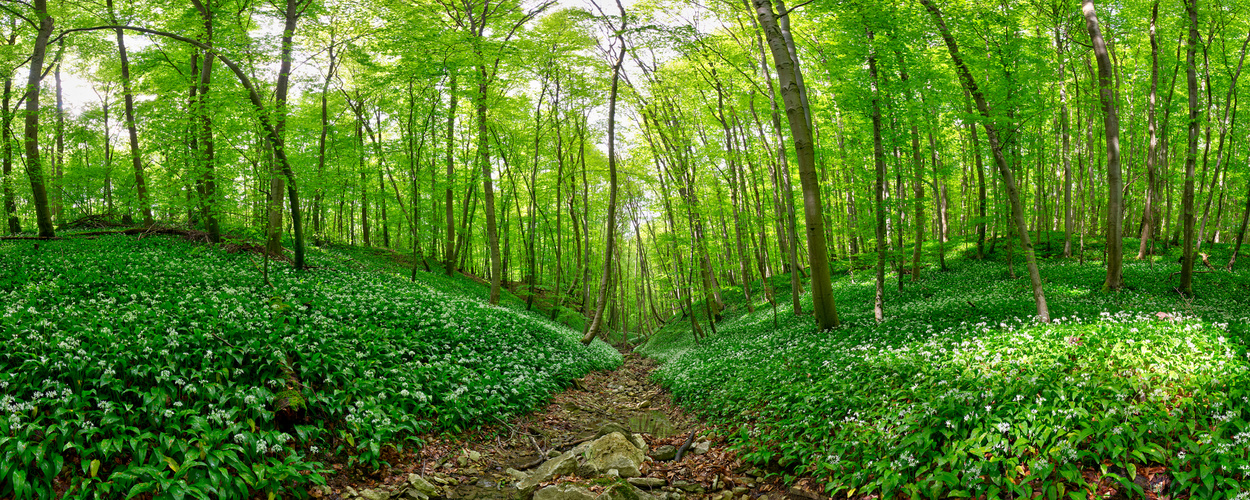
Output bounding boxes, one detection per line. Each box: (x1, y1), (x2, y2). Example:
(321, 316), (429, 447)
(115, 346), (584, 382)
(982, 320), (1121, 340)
(581, 0), (625, 343)
(867, 29), (887, 323)
(22, 0), (56, 238)
(108, 0), (153, 226)
(1083, 0), (1123, 291)
(1180, 0), (1199, 296)
(920, 0), (1050, 322)
(753, 0), (838, 330)
(3, 65), (20, 234)
(1138, 1), (1160, 260)
(444, 72), (458, 275)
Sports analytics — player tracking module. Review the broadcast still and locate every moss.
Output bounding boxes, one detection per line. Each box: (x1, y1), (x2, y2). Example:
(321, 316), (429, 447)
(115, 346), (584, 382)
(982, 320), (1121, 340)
(273, 388), (307, 412)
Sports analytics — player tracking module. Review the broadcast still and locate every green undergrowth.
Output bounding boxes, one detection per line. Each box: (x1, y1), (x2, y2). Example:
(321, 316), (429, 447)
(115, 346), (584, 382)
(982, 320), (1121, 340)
(0, 234), (620, 499)
(641, 238), (1250, 498)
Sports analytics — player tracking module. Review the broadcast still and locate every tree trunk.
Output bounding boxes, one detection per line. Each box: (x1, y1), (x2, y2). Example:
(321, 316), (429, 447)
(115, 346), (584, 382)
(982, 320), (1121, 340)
(1055, 23), (1073, 258)
(108, 0), (153, 226)
(3, 69), (20, 234)
(868, 30), (887, 323)
(753, 0), (838, 330)
(445, 72), (458, 275)
(314, 44), (337, 240)
(1180, 0), (1199, 296)
(920, 0), (1050, 322)
(581, 2), (624, 343)
(476, 64), (503, 305)
(1138, 1), (1160, 260)
(1083, 0), (1123, 291)
(22, 0), (56, 238)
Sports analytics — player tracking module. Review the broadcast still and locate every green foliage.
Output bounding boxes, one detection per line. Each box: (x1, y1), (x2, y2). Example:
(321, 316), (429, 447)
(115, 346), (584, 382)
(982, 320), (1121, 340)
(0, 235), (620, 498)
(641, 242), (1250, 497)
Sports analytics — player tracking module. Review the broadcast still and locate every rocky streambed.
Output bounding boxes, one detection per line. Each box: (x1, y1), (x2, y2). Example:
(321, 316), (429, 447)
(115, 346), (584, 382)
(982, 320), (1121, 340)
(314, 352), (810, 500)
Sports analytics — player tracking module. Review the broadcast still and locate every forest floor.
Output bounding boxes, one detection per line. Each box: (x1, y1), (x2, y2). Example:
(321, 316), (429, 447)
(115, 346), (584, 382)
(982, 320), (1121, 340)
(318, 349), (811, 500)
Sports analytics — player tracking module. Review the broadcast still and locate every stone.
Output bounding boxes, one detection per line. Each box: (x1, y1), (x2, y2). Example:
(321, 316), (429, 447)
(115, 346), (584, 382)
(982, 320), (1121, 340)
(505, 468), (529, 481)
(586, 432), (647, 478)
(570, 441), (593, 457)
(548, 449), (564, 459)
(575, 461), (599, 478)
(691, 441), (710, 455)
(359, 489), (390, 500)
(534, 484), (597, 500)
(468, 450), (482, 462)
(596, 422), (631, 438)
(605, 468), (620, 478)
(670, 481), (703, 494)
(627, 477), (666, 489)
(408, 474), (439, 497)
(345, 486), (358, 497)
(517, 451), (579, 494)
(648, 445), (676, 461)
(628, 433), (648, 455)
(404, 489), (429, 500)
(598, 482), (656, 500)
(730, 487), (748, 496)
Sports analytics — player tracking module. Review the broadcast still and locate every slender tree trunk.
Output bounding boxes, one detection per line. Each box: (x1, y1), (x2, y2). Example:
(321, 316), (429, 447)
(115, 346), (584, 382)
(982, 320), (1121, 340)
(582, 1), (625, 342)
(920, 0), (1050, 322)
(1139, 1), (1160, 260)
(1197, 33), (1250, 252)
(753, 0), (838, 329)
(963, 90), (986, 260)
(1180, 0), (1199, 296)
(1054, 23), (1074, 257)
(1084, 0), (1123, 291)
(867, 30), (887, 323)
(108, 0), (153, 226)
(314, 45), (337, 240)
(22, 0), (56, 238)
(445, 72), (458, 275)
(476, 63), (503, 305)
(3, 70), (20, 234)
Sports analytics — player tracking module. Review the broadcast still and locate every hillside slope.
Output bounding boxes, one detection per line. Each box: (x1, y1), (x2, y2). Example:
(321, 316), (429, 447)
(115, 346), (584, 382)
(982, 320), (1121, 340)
(0, 234), (620, 498)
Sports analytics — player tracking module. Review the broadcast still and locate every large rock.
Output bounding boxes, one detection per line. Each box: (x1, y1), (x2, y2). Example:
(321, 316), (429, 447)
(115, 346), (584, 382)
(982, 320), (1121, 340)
(534, 484), (598, 500)
(586, 432), (646, 478)
(518, 451), (579, 494)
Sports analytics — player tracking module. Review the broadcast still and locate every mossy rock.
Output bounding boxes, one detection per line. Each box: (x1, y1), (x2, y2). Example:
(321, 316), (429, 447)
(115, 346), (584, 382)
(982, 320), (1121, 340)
(272, 388), (307, 412)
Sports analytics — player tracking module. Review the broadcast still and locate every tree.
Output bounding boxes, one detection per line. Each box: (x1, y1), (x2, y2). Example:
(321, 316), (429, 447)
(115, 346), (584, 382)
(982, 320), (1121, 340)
(581, 0), (625, 344)
(21, 0), (57, 238)
(1179, 0), (1200, 296)
(919, 0), (1050, 323)
(867, 29), (887, 323)
(106, 0), (153, 227)
(1082, 0), (1122, 291)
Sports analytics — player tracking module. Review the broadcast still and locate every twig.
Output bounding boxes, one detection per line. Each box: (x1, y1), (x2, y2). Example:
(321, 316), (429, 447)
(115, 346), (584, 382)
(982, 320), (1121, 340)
(209, 331), (236, 347)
